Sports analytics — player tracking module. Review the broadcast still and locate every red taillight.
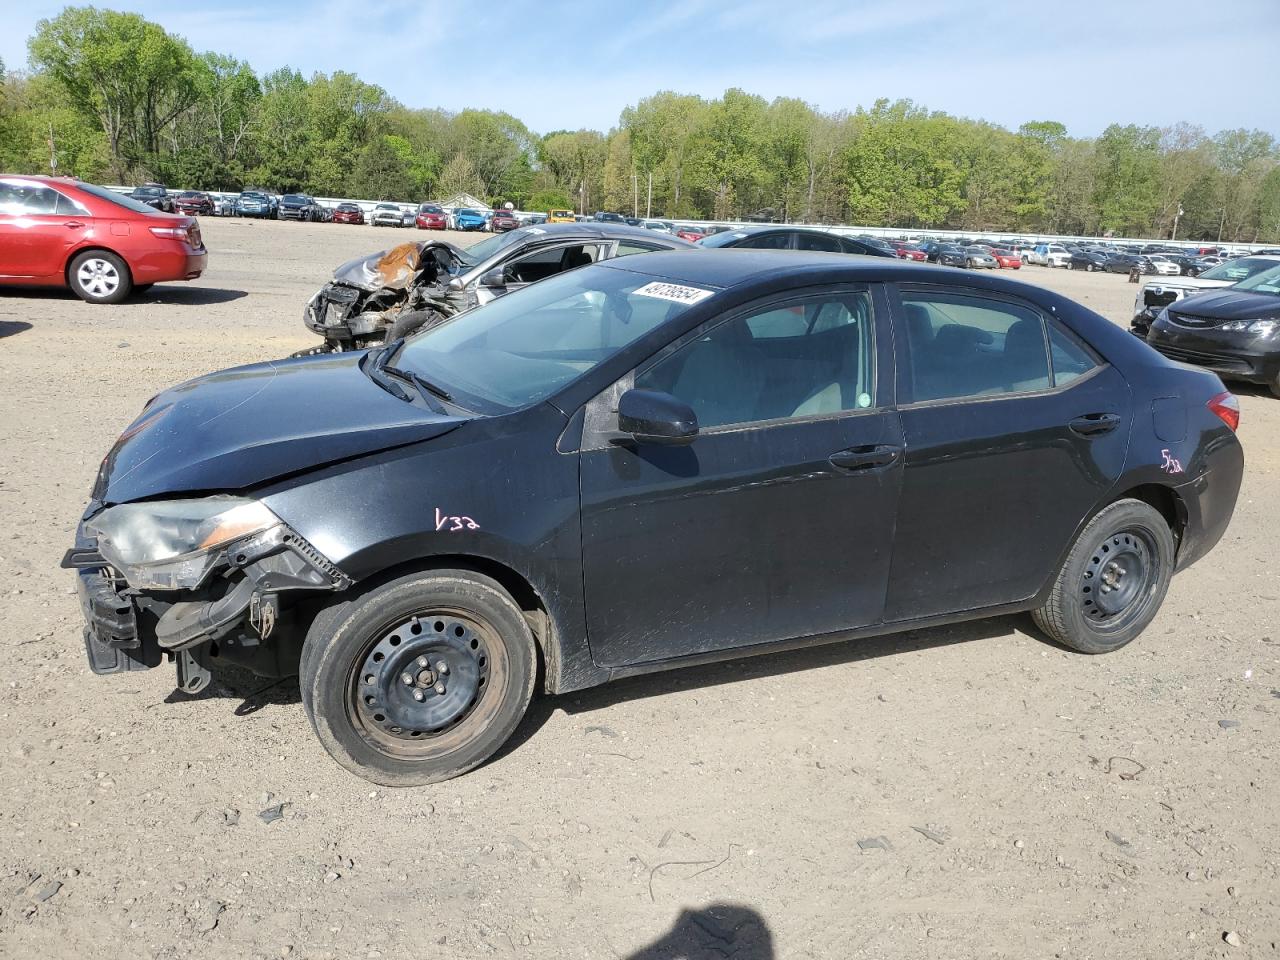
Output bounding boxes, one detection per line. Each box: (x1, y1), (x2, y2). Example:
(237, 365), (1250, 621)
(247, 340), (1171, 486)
(1208, 391), (1240, 432)
(149, 225), (186, 240)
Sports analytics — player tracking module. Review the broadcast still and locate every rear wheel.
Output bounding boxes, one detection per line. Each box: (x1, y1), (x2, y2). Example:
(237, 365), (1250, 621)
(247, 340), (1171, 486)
(68, 250), (132, 304)
(1032, 499), (1174, 654)
(300, 570), (537, 785)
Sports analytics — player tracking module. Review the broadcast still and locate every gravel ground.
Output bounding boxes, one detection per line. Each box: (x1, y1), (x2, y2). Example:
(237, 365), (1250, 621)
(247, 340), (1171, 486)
(0, 218), (1276, 959)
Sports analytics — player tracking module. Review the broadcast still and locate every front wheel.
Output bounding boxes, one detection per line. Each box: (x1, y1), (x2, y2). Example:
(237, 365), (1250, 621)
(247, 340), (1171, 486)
(386, 309), (449, 341)
(68, 250), (132, 304)
(300, 570), (537, 785)
(1032, 499), (1175, 654)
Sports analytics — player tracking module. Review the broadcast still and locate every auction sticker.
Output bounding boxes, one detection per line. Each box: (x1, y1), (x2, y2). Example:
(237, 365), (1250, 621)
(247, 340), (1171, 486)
(634, 281), (715, 305)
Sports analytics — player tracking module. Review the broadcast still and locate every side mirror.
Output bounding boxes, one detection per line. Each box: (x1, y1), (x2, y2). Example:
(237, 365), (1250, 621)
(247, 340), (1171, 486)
(480, 267), (506, 288)
(446, 277), (465, 293)
(617, 389), (698, 445)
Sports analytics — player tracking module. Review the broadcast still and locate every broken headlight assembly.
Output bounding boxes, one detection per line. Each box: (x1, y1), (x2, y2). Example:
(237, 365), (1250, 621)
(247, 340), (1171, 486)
(84, 498), (282, 590)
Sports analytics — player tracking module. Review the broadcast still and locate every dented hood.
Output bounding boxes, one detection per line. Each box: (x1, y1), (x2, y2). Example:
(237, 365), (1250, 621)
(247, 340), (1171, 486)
(332, 240), (468, 292)
(93, 353), (465, 504)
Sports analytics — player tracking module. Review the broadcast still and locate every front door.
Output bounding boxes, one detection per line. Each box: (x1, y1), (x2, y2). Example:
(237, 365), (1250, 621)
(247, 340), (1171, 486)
(0, 179), (86, 279)
(883, 284), (1131, 621)
(579, 285), (904, 668)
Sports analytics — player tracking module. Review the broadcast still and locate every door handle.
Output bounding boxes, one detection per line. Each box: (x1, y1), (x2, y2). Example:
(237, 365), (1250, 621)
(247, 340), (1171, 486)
(1069, 412), (1121, 436)
(828, 444), (901, 472)
(63, 221), (86, 229)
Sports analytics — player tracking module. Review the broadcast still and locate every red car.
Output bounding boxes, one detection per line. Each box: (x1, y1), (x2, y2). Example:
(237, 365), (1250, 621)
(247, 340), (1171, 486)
(991, 248), (1023, 269)
(888, 240), (927, 261)
(416, 203), (447, 230)
(676, 227), (705, 242)
(490, 209), (519, 232)
(173, 191), (214, 216)
(0, 174), (206, 304)
(332, 203), (365, 225)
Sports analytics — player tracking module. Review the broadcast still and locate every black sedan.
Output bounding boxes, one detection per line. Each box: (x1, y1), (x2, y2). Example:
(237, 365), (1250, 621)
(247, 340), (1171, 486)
(699, 225), (895, 257)
(65, 252), (1244, 785)
(1068, 250), (1111, 272)
(1146, 262), (1280, 395)
(934, 244), (968, 267)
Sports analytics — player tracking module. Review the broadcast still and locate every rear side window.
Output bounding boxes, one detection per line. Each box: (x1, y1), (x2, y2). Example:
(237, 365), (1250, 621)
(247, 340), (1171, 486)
(614, 242), (663, 258)
(1047, 322), (1099, 386)
(899, 290), (1051, 402)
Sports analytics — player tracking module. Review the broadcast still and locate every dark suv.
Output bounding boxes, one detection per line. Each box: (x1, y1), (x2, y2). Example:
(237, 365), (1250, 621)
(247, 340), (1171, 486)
(130, 183), (173, 212)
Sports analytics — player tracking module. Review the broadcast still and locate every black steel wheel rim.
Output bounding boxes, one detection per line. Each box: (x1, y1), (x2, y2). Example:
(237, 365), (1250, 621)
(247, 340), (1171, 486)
(1080, 528), (1157, 627)
(348, 610), (501, 757)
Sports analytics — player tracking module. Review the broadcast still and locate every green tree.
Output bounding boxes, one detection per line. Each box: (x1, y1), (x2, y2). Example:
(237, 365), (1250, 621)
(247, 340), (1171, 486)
(1092, 124), (1161, 234)
(29, 6), (199, 181)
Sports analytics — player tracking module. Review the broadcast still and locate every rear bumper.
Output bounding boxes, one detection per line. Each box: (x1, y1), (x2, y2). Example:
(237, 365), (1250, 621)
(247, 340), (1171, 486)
(1173, 435), (1245, 572)
(131, 247), (207, 283)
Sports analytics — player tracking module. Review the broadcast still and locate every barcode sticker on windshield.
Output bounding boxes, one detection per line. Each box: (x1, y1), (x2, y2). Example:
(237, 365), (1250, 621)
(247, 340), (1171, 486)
(634, 281), (714, 305)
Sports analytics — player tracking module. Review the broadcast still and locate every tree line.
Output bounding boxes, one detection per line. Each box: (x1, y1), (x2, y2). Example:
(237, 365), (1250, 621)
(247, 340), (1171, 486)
(2, 6), (1279, 241)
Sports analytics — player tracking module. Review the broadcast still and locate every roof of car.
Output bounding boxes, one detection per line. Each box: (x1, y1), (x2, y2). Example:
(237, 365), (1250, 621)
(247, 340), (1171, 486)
(510, 222), (697, 246)
(595, 248), (1056, 297)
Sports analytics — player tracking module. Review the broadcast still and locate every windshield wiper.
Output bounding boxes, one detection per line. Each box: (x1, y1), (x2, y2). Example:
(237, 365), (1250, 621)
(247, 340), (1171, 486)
(371, 337), (456, 411)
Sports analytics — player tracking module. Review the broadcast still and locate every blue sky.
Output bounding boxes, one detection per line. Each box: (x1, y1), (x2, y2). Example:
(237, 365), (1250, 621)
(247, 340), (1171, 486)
(4, 0), (1278, 137)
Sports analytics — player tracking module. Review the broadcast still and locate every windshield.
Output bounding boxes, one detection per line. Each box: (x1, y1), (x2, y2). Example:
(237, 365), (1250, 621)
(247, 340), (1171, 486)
(75, 182), (169, 216)
(375, 204), (399, 211)
(283, 194), (305, 203)
(455, 227), (540, 266)
(1231, 263), (1280, 295)
(458, 209), (479, 217)
(241, 192), (266, 201)
(133, 186), (163, 197)
(420, 204), (441, 213)
(1201, 257), (1279, 283)
(698, 230), (755, 248)
(397, 263), (711, 413)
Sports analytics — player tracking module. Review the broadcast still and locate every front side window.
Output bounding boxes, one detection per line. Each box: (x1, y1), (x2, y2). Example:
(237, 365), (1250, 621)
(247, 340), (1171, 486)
(636, 291), (876, 430)
(734, 231), (792, 250)
(796, 232), (842, 253)
(503, 243), (599, 283)
(900, 290), (1051, 402)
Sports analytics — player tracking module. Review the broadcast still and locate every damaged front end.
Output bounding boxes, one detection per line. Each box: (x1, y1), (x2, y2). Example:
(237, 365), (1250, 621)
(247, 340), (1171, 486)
(302, 241), (470, 353)
(63, 498), (350, 694)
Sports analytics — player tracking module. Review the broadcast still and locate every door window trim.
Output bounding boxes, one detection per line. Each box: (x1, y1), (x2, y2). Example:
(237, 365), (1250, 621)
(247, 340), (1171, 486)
(889, 281), (1107, 409)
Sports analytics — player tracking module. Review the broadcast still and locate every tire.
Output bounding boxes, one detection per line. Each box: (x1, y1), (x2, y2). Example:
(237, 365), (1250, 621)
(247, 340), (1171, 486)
(1269, 373), (1280, 400)
(300, 569), (537, 786)
(68, 250), (132, 304)
(386, 309), (449, 341)
(1032, 499), (1175, 654)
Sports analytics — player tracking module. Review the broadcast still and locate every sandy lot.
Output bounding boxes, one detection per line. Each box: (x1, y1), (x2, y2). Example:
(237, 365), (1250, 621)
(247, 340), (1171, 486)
(0, 218), (1276, 959)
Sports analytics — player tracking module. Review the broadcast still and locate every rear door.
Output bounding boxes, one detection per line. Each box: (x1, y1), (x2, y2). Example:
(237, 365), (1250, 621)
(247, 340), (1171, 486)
(579, 283), (904, 667)
(883, 283), (1131, 621)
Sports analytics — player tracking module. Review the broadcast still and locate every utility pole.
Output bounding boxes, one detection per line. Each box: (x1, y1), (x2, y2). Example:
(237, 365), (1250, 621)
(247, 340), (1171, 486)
(646, 172), (652, 219)
(1172, 204), (1183, 241)
(632, 168), (638, 218)
(48, 122), (57, 173)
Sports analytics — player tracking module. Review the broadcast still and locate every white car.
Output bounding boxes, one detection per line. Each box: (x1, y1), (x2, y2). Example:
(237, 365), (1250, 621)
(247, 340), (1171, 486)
(370, 203), (405, 227)
(1027, 243), (1071, 267)
(1145, 255), (1182, 276)
(1132, 254), (1280, 326)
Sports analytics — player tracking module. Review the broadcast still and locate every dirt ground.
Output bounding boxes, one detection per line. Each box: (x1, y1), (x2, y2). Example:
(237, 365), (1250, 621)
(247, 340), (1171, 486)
(1, 218), (1276, 960)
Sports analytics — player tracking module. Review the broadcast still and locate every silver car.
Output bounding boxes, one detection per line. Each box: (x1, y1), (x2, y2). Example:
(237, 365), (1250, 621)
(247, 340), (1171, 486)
(963, 246), (999, 269)
(370, 203), (405, 227)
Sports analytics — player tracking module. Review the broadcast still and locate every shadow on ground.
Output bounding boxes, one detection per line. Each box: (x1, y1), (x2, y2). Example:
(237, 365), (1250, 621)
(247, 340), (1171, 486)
(0, 285), (247, 305)
(496, 613), (1037, 761)
(626, 904), (773, 959)
(0, 320), (33, 339)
